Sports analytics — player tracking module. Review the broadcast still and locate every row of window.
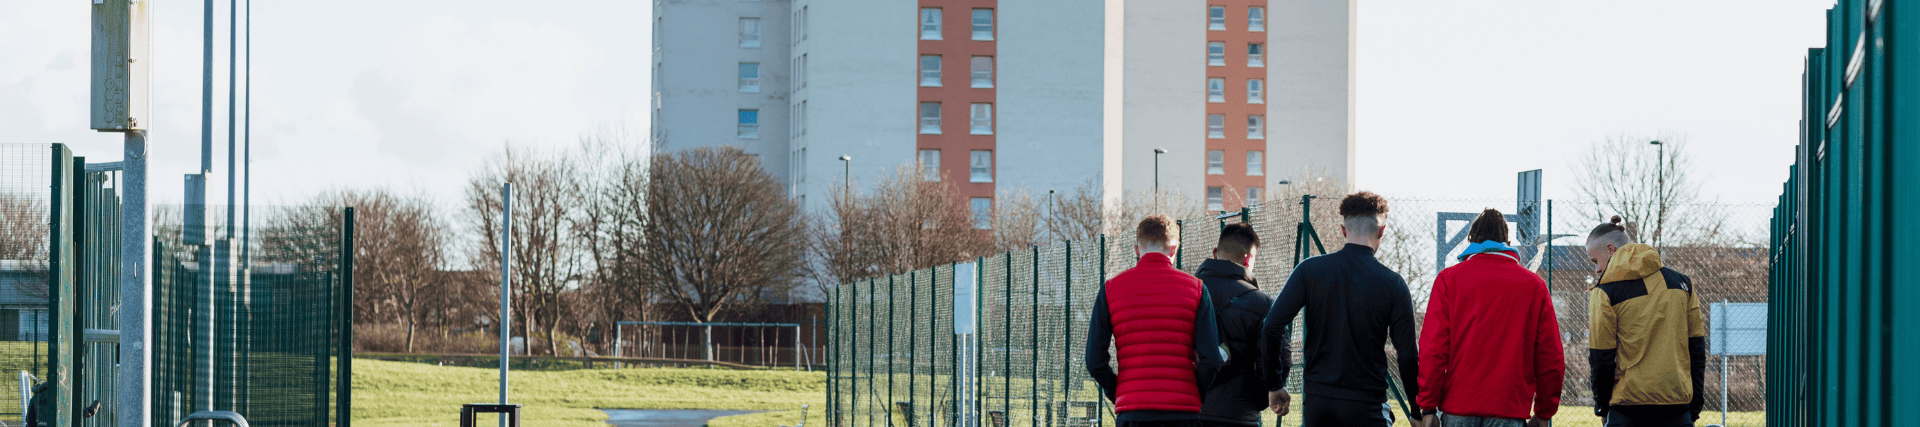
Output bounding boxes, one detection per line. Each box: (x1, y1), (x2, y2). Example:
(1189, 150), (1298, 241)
(918, 102), (993, 135)
(1206, 149), (1265, 176)
(1208, 42), (1264, 67)
(1208, 6), (1267, 32)
(1205, 186), (1264, 211)
(1207, 78), (1264, 103)
(920, 8), (995, 41)
(916, 149), (994, 183)
(1206, 114), (1264, 139)
(919, 55), (994, 88)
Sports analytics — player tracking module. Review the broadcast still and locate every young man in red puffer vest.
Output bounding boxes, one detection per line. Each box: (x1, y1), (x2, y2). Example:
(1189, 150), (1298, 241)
(1087, 214), (1226, 427)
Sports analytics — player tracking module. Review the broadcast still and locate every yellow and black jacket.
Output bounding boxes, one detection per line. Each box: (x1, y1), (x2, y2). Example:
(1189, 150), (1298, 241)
(1586, 243), (1706, 419)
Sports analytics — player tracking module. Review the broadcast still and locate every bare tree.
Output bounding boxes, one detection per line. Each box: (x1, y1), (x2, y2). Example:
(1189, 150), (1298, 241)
(810, 165), (990, 289)
(465, 144), (590, 356)
(314, 189), (450, 352)
(1046, 179), (1108, 242)
(1570, 134), (1708, 247)
(643, 147), (806, 323)
(0, 194), (49, 300)
(567, 125), (653, 352)
(992, 189), (1046, 252)
(1107, 190), (1207, 237)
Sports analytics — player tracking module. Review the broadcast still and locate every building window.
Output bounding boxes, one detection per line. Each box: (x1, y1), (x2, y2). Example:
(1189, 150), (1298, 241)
(1247, 150), (1264, 176)
(1208, 6), (1226, 31)
(971, 103), (993, 135)
(1248, 43), (1265, 67)
(1249, 7), (1265, 31)
(1248, 115), (1265, 139)
(919, 102), (942, 134)
(972, 9), (995, 41)
(921, 8), (942, 40)
(920, 55), (943, 87)
(1207, 150), (1225, 175)
(799, 54), (808, 88)
(1207, 78), (1225, 103)
(800, 6), (809, 40)
(1248, 79), (1264, 103)
(740, 18), (761, 48)
(971, 56), (994, 88)
(1247, 187), (1263, 204)
(1207, 187), (1224, 211)
(738, 109), (759, 138)
(971, 197), (992, 229)
(1208, 42), (1226, 66)
(738, 63), (760, 93)
(920, 149), (942, 181)
(970, 150), (993, 182)
(1207, 114), (1225, 139)
(799, 101), (807, 135)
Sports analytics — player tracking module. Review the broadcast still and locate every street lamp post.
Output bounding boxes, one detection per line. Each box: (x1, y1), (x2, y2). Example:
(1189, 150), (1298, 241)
(838, 155), (852, 196)
(1153, 147), (1168, 192)
(1649, 140), (1664, 247)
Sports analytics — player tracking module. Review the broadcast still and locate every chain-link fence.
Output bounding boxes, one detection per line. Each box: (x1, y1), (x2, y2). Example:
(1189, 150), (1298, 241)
(825, 195), (1772, 427)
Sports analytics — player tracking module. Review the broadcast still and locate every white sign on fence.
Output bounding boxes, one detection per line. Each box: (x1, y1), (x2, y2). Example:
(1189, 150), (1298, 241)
(954, 262), (977, 335)
(1709, 302), (1767, 356)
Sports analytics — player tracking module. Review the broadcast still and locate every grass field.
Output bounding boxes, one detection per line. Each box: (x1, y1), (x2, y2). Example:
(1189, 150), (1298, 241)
(353, 358), (824, 427)
(354, 358), (1764, 427)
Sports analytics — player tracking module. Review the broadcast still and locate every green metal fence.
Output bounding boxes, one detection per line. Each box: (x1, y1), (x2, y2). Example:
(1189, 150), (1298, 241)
(829, 195), (1775, 427)
(1767, 1), (1920, 426)
(0, 143), (353, 426)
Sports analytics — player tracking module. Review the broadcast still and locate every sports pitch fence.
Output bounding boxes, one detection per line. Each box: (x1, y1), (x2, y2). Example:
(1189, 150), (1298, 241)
(825, 196), (1772, 427)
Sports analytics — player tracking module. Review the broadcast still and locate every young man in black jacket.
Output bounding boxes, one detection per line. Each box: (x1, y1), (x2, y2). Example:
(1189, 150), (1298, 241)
(1260, 192), (1424, 427)
(1194, 222), (1273, 427)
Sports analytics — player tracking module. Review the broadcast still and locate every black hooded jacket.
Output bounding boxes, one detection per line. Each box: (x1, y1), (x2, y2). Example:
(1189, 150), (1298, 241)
(1194, 259), (1274, 426)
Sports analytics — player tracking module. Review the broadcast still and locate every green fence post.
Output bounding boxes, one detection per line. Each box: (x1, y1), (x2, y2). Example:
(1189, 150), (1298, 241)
(1031, 245), (1040, 427)
(1174, 220), (1185, 269)
(1061, 240), (1072, 427)
(908, 270), (916, 427)
(887, 275), (896, 426)
(1545, 201), (1554, 292)
(1004, 254), (1012, 424)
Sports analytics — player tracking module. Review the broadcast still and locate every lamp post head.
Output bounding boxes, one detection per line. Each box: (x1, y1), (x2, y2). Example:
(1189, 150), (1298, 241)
(1154, 147), (1167, 154)
(1277, 180), (1292, 185)
(838, 155), (852, 161)
(1649, 140), (1662, 146)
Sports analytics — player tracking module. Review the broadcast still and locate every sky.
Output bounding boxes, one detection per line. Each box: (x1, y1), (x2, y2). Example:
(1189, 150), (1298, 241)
(0, 0), (1832, 216)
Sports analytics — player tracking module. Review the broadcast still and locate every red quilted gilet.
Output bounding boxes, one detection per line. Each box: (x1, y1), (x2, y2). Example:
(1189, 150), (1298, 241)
(1105, 252), (1205, 413)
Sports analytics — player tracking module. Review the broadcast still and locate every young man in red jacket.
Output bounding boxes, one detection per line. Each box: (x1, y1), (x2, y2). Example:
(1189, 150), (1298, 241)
(1087, 215), (1226, 427)
(1416, 209), (1565, 427)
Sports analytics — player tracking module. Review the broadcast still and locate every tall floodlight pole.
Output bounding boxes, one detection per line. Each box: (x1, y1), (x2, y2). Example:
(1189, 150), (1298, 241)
(90, 0), (153, 424)
(499, 183), (513, 427)
(1153, 147), (1167, 192)
(1649, 140), (1664, 247)
(196, 0), (218, 420)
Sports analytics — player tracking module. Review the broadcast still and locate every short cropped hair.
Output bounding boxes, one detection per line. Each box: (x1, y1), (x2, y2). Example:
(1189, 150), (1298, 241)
(1468, 208), (1510, 244)
(1339, 191), (1390, 218)
(1137, 215), (1180, 248)
(1340, 191), (1389, 238)
(1216, 222), (1261, 259)
(1587, 215), (1632, 247)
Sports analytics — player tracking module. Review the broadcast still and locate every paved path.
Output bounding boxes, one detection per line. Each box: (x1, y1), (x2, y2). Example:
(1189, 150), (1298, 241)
(602, 409), (762, 427)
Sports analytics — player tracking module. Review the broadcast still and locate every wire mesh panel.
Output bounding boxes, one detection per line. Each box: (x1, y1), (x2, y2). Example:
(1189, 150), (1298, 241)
(0, 144), (55, 425)
(151, 204), (350, 427)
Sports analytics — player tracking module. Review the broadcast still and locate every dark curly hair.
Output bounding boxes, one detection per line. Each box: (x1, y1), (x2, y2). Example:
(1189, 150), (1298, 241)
(1338, 191), (1390, 218)
(1468, 208), (1510, 244)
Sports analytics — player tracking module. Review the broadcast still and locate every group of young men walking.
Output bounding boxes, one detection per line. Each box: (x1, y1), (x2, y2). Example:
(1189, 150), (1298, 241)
(1086, 192), (1709, 427)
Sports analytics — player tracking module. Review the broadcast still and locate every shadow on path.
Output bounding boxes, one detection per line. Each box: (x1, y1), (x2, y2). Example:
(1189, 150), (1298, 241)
(602, 409), (764, 427)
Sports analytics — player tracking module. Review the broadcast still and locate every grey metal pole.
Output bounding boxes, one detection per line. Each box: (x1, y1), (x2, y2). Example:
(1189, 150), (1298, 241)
(499, 183), (512, 427)
(704, 325), (714, 361)
(119, 131), (152, 427)
(615, 323), (623, 369)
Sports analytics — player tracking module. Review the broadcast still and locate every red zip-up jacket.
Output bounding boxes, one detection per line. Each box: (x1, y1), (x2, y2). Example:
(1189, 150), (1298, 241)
(1416, 250), (1565, 420)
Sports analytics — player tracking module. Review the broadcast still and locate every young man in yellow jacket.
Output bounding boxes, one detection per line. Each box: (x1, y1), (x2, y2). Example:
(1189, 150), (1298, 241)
(1585, 216), (1707, 427)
